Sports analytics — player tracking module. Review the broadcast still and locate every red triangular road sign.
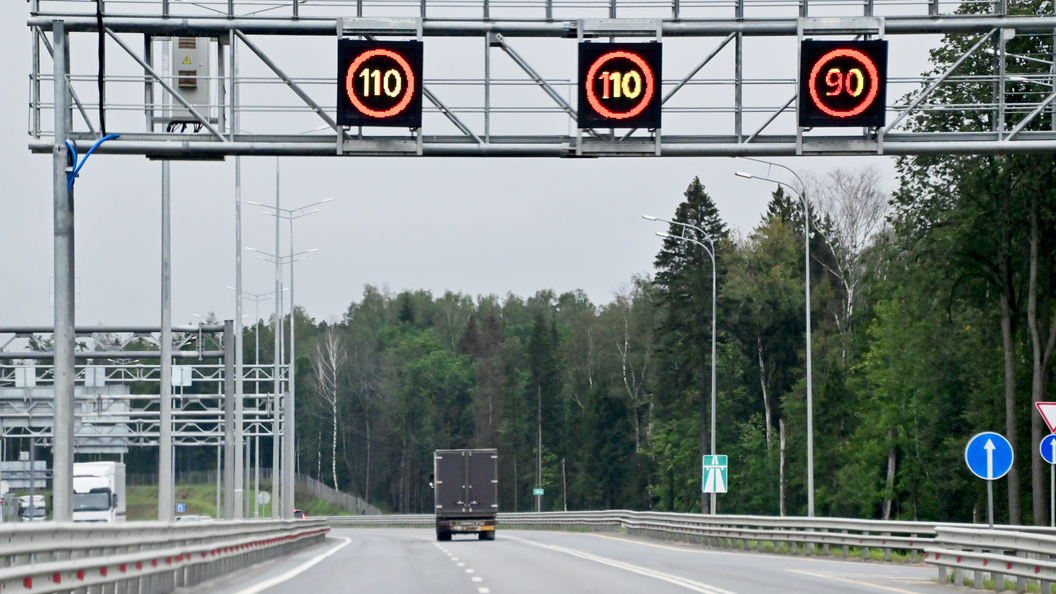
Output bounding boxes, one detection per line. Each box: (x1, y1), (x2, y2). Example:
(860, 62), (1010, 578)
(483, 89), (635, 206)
(1036, 402), (1056, 433)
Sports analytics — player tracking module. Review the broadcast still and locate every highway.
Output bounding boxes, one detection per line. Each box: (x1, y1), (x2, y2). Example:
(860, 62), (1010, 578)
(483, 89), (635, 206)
(192, 528), (950, 594)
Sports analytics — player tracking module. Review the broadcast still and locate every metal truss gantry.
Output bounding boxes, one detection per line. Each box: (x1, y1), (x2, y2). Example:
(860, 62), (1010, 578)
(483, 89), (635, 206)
(26, 0), (1056, 158)
(0, 326), (289, 520)
(23, 0), (1056, 521)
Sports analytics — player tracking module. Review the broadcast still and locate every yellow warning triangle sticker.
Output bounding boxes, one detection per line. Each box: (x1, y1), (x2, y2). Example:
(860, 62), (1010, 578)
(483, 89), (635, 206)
(183, 57), (192, 65)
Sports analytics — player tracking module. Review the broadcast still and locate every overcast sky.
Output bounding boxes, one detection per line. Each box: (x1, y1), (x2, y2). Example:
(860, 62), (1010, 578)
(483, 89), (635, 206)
(1, 3), (938, 329)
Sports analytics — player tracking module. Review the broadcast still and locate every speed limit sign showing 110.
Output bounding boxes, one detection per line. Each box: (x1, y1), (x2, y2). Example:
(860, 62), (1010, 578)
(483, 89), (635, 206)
(578, 42), (662, 130)
(338, 39), (423, 128)
(799, 40), (887, 128)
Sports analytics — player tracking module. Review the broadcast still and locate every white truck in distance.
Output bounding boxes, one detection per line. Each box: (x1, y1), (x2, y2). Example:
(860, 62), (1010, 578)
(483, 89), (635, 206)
(73, 462), (126, 522)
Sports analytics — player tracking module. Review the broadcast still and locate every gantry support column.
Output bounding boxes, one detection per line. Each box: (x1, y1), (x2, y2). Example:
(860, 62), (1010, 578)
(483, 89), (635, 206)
(224, 319), (235, 519)
(51, 19), (75, 523)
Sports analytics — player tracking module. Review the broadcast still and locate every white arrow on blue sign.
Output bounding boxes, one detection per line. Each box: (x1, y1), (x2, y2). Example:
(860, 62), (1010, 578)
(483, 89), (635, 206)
(1041, 435), (1056, 465)
(964, 432), (1014, 481)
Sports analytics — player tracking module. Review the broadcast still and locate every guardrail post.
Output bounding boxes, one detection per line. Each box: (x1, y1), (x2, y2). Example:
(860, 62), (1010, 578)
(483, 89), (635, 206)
(911, 534), (918, 562)
(975, 549), (984, 587)
(938, 563), (947, 585)
(842, 530), (849, 557)
(954, 559), (964, 586)
(995, 563), (1005, 592)
(1016, 551), (1026, 593)
(1042, 554), (1052, 594)
(862, 543), (870, 561)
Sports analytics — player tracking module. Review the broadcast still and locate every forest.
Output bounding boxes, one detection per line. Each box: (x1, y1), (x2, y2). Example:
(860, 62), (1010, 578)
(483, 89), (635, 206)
(268, 7), (1056, 523)
(123, 1), (1053, 524)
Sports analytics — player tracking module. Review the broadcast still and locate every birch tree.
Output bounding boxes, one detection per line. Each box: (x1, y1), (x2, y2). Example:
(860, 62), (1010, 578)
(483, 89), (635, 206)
(311, 324), (346, 491)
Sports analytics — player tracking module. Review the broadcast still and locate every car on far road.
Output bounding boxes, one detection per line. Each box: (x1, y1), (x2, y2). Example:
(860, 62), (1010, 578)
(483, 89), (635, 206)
(293, 509), (306, 519)
(175, 514), (213, 522)
(17, 495), (47, 522)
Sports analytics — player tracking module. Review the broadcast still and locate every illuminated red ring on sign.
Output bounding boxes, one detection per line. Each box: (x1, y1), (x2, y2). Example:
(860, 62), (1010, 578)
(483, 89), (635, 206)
(807, 49), (880, 118)
(344, 49), (416, 119)
(585, 51), (655, 120)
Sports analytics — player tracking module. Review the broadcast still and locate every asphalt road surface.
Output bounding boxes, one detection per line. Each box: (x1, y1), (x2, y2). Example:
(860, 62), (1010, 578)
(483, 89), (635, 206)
(191, 528), (951, 594)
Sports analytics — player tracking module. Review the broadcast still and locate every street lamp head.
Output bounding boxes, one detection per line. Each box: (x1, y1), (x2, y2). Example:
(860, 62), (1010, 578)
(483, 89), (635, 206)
(322, 197), (335, 203)
(246, 201), (264, 207)
(735, 171), (753, 179)
(655, 231), (672, 238)
(245, 247), (258, 252)
(225, 285), (235, 290)
(642, 215), (657, 221)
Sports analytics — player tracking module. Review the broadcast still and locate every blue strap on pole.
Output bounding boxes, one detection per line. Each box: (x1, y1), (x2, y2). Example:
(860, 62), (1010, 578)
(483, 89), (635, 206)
(66, 134), (120, 193)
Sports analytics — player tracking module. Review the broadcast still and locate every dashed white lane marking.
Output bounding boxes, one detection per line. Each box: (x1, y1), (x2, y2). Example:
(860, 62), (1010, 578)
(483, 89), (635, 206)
(457, 562), (465, 566)
(466, 569), (474, 573)
(472, 577), (483, 582)
(506, 536), (737, 594)
(478, 589), (490, 593)
(452, 557), (459, 560)
(228, 537), (352, 594)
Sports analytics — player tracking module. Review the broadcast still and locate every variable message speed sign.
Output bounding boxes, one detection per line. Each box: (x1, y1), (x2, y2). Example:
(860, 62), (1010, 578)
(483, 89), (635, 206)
(799, 40), (887, 128)
(338, 40), (423, 128)
(579, 43), (662, 129)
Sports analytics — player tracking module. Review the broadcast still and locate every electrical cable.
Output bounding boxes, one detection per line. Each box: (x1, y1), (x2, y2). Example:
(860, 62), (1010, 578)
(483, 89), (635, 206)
(66, 134), (120, 193)
(97, 0), (106, 135)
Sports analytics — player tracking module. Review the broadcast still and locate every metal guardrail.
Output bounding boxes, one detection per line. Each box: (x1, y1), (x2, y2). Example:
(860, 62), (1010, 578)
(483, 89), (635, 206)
(0, 519), (329, 594)
(926, 526), (1056, 592)
(328, 510), (1056, 568)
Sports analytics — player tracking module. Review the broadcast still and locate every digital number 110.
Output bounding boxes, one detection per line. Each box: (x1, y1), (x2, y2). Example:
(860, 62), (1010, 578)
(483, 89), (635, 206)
(359, 68), (403, 98)
(599, 70), (643, 100)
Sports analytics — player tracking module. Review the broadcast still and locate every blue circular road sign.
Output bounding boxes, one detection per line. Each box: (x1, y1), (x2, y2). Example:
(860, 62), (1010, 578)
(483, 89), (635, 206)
(1041, 435), (1056, 465)
(965, 432), (1014, 481)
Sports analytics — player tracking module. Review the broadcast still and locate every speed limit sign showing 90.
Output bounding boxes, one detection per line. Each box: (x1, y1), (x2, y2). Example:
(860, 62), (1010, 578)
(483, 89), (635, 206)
(337, 39), (423, 128)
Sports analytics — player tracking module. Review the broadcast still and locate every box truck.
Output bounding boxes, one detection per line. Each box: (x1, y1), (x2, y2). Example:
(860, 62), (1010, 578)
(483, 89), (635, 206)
(433, 449), (498, 541)
(73, 462), (126, 522)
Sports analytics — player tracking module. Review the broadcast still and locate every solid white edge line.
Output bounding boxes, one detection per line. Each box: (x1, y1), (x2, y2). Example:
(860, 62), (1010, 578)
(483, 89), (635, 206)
(505, 535), (738, 594)
(228, 536), (352, 594)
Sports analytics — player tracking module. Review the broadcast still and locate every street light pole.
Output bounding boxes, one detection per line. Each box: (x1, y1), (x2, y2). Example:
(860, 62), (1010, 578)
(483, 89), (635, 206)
(735, 161), (814, 518)
(272, 158), (281, 518)
(644, 216), (718, 514)
(248, 196), (331, 519)
(245, 244), (317, 518)
(226, 286), (280, 517)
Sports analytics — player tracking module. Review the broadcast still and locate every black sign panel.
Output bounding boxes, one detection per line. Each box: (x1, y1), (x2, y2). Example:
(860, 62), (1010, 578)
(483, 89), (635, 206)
(337, 39), (423, 128)
(799, 40), (887, 128)
(578, 42), (662, 129)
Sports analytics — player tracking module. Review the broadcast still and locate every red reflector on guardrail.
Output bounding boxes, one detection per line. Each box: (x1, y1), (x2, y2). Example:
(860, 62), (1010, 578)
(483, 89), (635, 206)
(52, 574), (60, 584)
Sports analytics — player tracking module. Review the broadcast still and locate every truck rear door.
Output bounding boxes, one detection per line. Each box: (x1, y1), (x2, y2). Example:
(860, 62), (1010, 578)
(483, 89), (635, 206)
(466, 450), (498, 514)
(434, 450), (466, 513)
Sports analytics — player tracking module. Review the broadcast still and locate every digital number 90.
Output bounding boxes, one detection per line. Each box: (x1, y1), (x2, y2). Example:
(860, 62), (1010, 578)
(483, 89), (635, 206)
(359, 68), (403, 98)
(824, 67), (865, 98)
